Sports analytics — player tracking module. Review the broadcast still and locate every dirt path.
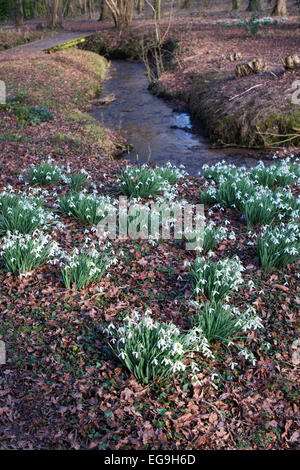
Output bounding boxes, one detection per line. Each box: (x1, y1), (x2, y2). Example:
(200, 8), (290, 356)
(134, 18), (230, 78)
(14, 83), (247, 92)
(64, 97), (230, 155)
(0, 31), (97, 60)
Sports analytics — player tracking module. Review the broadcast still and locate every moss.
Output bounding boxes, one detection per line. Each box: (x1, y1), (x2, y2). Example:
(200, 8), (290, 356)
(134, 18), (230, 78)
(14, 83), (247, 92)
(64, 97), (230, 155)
(258, 109), (300, 146)
(44, 37), (86, 53)
(285, 109), (300, 130)
(53, 133), (83, 146)
(67, 111), (117, 152)
(67, 111), (94, 122)
(210, 114), (243, 145)
(148, 82), (174, 100)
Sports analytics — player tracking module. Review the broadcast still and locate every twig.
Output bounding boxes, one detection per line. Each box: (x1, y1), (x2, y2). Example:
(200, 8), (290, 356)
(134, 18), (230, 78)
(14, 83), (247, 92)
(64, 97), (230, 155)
(183, 54), (202, 62)
(229, 84), (262, 102)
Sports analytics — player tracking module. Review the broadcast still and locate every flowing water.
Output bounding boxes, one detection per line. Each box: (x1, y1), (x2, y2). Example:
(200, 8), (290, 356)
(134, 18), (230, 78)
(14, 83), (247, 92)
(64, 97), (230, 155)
(93, 60), (266, 176)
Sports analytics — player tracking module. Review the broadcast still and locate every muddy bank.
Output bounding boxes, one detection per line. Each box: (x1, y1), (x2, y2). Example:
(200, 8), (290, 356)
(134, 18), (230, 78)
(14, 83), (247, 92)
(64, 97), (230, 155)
(188, 69), (300, 149)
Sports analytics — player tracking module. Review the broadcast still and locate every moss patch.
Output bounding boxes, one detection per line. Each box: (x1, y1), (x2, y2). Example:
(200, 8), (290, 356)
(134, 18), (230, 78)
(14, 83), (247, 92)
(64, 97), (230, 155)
(44, 37), (87, 53)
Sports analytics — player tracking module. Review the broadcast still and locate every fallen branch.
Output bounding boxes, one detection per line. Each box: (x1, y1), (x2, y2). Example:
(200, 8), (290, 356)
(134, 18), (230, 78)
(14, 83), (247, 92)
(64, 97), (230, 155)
(229, 84), (262, 102)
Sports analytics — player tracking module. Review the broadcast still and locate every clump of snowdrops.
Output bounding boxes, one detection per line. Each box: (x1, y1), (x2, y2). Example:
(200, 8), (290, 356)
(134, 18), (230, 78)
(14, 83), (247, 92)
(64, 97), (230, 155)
(1, 230), (61, 276)
(61, 245), (111, 290)
(190, 255), (244, 303)
(58, 191), (114, 225)
(255, 222), (300, 272)
(106, 311), (212, 385)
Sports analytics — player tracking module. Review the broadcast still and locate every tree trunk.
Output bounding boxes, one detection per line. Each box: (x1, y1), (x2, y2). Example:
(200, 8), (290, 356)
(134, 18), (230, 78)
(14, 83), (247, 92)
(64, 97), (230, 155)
(104, 0), (134, 28)
(88, 0), (95, 18)
(153, 0), (161, 20)
(181, 0), (192, 9)
(15, 0), (24, 27)
(232, 0), (239, 10)
(79, 0), (88, 14)
(136, 0), (144, 14)
(99, 0), (111, 20)
(272, 0), (287, 16)
(246, 0), (261, 11)
(44, 0), (63, 29)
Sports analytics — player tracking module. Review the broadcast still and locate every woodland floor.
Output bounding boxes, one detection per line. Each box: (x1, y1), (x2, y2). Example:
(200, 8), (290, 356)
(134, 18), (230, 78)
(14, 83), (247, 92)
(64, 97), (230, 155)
(0, 15), (299, 451)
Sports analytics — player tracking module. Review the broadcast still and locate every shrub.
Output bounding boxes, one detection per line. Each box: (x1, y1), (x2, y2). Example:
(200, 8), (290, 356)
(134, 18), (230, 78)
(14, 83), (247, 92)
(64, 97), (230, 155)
(27, 160), (63, 186)
(120, 165), (169, 198)
(59, 192), (113, 225)
(193, 302), (263, 345)
(191, 256), (244, 303)
(28, 106), (54, 124)
(61, 247), (109, 290)
(12, 103), (53, 126)
(6, 92), (28, 104)
(106, 312), (212, 384)
(242, 14), (260, 38)
(257, 222), (300, 272)
(1, 231), (60, 276)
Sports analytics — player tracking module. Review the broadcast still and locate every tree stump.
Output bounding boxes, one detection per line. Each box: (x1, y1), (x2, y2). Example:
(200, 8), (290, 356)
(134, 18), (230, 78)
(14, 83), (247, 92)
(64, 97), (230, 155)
(235, 59), (268, 77)
(282, 54), (300, 70)
(228, 52), (243, 62)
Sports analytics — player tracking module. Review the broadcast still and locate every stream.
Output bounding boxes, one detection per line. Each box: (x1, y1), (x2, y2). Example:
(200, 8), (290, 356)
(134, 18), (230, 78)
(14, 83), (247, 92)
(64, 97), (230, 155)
(93, 60), (266, 176)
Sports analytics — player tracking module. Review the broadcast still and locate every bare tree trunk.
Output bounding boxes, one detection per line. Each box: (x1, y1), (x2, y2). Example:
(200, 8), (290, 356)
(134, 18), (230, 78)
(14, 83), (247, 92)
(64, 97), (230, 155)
(246, 0), (261, 11)
(15, 0), (24, 27)
(272, 0), (287, 16)
(44, 0), (63, 29)
(104, 0), (134, 28)
(79, 0), (88, 14)
(136, 0), (144, 14)
(153, 0), (161, 19)
(88, 0), (95, 18)
(232, 0), (239, 10)
(181, 0), (192, 8)
(99, 0), (111, 20)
